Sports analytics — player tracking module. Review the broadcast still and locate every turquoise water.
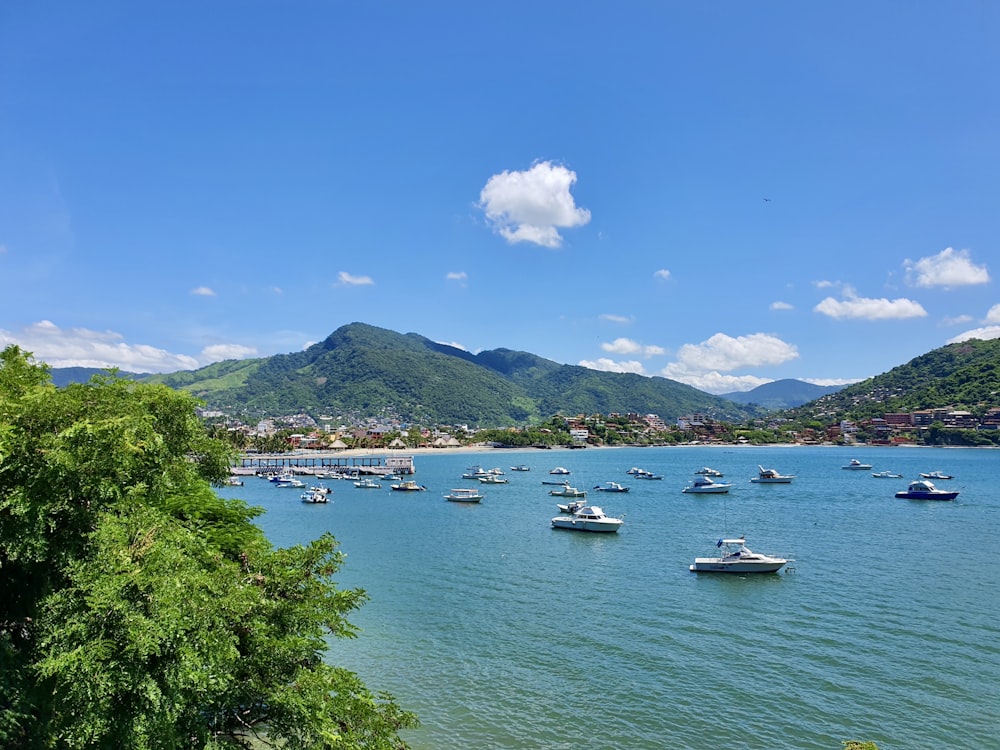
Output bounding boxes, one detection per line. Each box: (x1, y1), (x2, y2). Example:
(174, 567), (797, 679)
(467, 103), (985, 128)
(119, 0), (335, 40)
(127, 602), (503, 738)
(220, 446), (1000, 749)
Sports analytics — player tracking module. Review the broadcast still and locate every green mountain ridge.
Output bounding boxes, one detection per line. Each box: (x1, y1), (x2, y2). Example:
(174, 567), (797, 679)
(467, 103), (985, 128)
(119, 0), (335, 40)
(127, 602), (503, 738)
(141, 322), (755, 426)
(722, 379), (844, 410)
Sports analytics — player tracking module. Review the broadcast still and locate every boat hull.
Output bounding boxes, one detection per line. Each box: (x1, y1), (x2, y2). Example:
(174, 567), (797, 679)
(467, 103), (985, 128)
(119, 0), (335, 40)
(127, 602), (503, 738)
(750, 477), (793, 483)
(682, 485), (732, 494)
(551, 518), (622, 533)
(895, 491), (958, 501)
(689, 558), (786, 573)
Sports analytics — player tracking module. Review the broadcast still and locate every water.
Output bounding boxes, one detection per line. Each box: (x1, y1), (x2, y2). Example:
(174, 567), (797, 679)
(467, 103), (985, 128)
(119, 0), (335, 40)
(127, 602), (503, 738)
(220, 446), (1000, 749)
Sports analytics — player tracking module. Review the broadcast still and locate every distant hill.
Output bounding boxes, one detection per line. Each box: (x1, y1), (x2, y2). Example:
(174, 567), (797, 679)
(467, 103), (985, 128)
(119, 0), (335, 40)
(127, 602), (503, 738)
(787, 338), (1000, 421)
(721, 379), (844, 410)
(49, 367), (142, 387)
(141, 322), (757, 426)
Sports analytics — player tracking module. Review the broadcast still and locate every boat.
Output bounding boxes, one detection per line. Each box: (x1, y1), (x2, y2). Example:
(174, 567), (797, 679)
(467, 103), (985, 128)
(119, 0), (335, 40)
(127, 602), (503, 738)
(510, 465), (531, 472)
(750, 465), (794, 483)
(694, 467), (724, 477)
(541, 479), (572, 486)
(895, 479), (959, 501)
(444, 488), (484, 503)
(556, 499), (587, 514)
(478, 474), (509, 484)
(594, 481), (630, 493)
(276, 478), (306, 489)
(225, 476), (244, 486)
(842, 459), (873, 470)
(549, 467), (571, 475)
(549, 486), (587, 498)
(269, 473), (295, 483)
(919, 471), (954, 480)
(682, 476), (734, 494)
(353, 478), (382, 489)
(308, 484), (331, 495)
(633, 469), (663, 480)
(551, 505), (624, 533)
(300, 490), (331, 504)
(390, 480), (427, 492)
(872, 471), (903, 479)
(689, 537), (789, 573)
(462, 466), (490, 479)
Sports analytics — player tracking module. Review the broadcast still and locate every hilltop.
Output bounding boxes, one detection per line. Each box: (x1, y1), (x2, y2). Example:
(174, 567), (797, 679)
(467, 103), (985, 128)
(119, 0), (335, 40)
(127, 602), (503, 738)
(138, 322), (756, 426)
(721, 378), (843, 410)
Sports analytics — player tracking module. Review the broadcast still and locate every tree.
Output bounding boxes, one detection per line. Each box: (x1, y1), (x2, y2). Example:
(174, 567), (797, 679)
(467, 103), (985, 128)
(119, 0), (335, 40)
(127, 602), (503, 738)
(0, 346), (416, 749)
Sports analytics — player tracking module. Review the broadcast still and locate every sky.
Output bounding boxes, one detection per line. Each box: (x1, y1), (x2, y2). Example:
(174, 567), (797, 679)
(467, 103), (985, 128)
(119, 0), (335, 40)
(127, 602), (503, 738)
(2, 2), (999, 395)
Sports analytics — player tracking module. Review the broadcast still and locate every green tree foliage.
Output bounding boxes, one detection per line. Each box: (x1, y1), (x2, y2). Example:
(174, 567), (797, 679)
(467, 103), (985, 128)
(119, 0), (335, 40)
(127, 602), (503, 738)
(0, 346), (416, 749)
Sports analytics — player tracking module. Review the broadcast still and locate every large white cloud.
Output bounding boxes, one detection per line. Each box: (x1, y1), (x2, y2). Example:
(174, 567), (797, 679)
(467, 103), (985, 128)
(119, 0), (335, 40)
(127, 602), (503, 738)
(0, 321), (257, 373)
(600, 337), (665, 356)
(904, 247), (990, 288)
(660, 366), (774, 394)
(479, 161), (591, 248)
(578, 358), (647, 375)
(672, 332), (799, 372)
(947, 326), (1000, 344)
(814, 288), (927, 320)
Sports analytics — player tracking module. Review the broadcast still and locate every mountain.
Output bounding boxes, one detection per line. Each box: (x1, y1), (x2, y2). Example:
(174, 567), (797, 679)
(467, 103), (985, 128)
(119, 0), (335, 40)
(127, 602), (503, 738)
(48, 367), (142, 387)
(140, 322), (756, 426)
(722, 379), (844, 410)
(787, 337), (1000, 421)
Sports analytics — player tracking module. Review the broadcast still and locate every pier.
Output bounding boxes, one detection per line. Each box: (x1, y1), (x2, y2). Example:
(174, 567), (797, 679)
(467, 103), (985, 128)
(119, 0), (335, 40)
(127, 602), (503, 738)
(236, 452), (415, 475)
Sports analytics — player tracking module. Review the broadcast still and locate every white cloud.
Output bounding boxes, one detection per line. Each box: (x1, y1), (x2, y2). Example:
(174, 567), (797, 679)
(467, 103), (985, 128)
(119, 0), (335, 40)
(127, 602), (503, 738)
(904, 247), (990, 288)
(190, 286), (216, 297)
(445, 271), (468, 282)
(599, 314), (632, 324)
(654, 269), (671, 281)
(770, 301), (793, 310)
(436, 340), (469, 351)
(661, 365), (774, 394)
(814, 279), (838, 289)
(672, 332), (799, 372)
(942, 314), (974, 326)
(802, 377), (863, 387)
(478, 161), (591, 248)
(947, 326), (1000, 344)
(985, 304), (1000, 324)
(337, 271), (374, 286)
(579, 358), (647, 375)
(814, 287), (927, 320)
(600, 337), (665, 357)
(0, 321), (257, 373)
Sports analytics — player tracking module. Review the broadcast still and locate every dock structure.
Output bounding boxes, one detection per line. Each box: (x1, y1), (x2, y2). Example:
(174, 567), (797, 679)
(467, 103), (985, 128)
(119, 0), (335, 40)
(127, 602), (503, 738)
(237, 452), (415, 476)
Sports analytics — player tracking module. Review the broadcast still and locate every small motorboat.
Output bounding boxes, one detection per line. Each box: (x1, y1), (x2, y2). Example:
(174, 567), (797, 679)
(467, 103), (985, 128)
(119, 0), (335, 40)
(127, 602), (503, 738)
(895, 479), (959, 501)
(549, 467), (571, 475)
(694, 467), (724, 477)
(510, 465), (531, 472)
(633, 469), (663, 480)
(549, 486), (587, 498)
(919, 471), (954, 480)
(225, 476), (244, 486)
(390, 480), (427, 492)
(551, 505), (624, 533)
(842, 459), (873, 470)
(690, 537), (789, 573)
(300, 490), (331, 504)
(872, 471), (903, 479)
(353, 478), (382, 489)
(594, 481), (630, 493)
(276, 478), (306, 489)
(479, 474), (509, 484)
(308, 484), (331, 495)
(682, 476), (733, 494)
(541, 479), (572, 486)
(444, 488), (484, 503)
(750, 465), (794, 483)
(556, 499), (587, 514)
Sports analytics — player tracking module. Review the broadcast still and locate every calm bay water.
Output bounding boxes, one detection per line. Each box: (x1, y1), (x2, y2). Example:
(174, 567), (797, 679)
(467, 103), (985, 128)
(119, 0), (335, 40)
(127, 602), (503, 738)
(220, 446), (1000, 749)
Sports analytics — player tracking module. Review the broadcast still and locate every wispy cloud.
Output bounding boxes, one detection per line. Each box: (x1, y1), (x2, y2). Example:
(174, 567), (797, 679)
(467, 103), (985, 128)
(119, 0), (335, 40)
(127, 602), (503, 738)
(600, 337), (665, 357)
(802, 377), (863, 387)
(599, 314), (632, 324)
(986, 303), (1000, 324)
(941, 314), (973, 326)
(337, 271), (374, 286)
(445, 271), (468, 282)
(578, 358), (647, 375)
(0, 321), (257, 373)
(478, 161), (591, 248)
(814, 287), (927, 320)
(190, 286), (216, 297)
(904, 247), (990, 288)
(653, 269), (671, 281)
(770, 301), (793, 311)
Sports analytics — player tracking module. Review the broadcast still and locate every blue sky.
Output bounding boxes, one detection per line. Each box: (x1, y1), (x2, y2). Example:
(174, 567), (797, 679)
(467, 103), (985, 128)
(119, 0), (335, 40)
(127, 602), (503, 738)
(2, 2), (999, 394)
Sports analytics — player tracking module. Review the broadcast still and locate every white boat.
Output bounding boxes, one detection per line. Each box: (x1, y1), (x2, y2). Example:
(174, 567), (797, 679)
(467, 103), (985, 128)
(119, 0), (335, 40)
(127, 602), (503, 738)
(444, 488), (484, 503)
(690, 537), (789, 573)
(694, 467), (724, 477)
(895, 479), (959, 501)
(390, 480), (427, 492)
(750, 465), (794, 483)
(633, 469), (663, 480)
(300, 490), (331, 504)
(510, 465), (531, 472)
(276, 478), (306, 489)
(919, 471), (954, 480)
(541, 479), (571, 486)
(478, 474), (509, 484)
(549, 467), (571, 475)
(872, 471), (903, 479)
(842, 459), (873, 470)
(556, 499), (587, 514)
(551, 505), (624, 533)
(462, 466), (490, 479)
(225, 477), (244, 486)
(549, 486), (587, 498)
(353, 478), (382, 489)
(594, 481), (630, 493)
(308, 484), (331, 495)
(682, 476), (733, 494)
